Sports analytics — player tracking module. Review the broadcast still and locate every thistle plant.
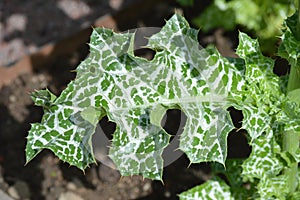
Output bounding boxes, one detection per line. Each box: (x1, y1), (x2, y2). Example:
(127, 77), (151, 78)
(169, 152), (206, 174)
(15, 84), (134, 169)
(26, 9), (300, 199)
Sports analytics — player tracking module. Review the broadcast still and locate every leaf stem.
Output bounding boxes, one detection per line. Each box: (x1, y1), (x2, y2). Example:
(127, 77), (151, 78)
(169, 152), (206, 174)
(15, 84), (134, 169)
(284, 5), (300, 191)
(297, 1), (300, 40)
(283, 130), (299, 193)
(287, 62), (300, 91)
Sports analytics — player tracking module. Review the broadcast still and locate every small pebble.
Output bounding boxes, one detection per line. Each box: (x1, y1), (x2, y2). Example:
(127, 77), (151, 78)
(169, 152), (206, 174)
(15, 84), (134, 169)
(164, 190), (171, 198)
(58, 191), (84, 200)
(143, 182), (151, 192)
(66, 182), (77, 191)
(0, 189), (14, 200)
(9, 95), (16, 102)
(6, 14), (27, 32)
(109, 0), (123, 10)
(13, 181), (30, 199)
(8, 186), (19, 199)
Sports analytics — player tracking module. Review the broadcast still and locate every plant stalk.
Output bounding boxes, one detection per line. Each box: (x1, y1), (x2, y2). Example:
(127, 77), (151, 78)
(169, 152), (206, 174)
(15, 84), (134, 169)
(285, 67), (300, 193)
(283, 130), (299, 193)
(287, 62), (300, 92)
(284, 3), (300, 190)
(297, 1), (300, 40)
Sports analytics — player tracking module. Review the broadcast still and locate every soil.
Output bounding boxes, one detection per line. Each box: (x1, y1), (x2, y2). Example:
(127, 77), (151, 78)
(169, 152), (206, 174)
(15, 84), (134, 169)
(0, 0), (251, 199)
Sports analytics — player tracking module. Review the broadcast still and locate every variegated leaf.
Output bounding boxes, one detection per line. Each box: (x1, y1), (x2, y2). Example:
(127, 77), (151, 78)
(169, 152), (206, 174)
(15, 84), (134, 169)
(26, 14), (245, 180)
(178, 179), (234, 200)
(242, 131), (283, 180)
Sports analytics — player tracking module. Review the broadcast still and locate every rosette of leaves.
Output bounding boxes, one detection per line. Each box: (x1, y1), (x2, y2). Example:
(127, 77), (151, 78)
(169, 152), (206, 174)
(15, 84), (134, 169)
(26, 12), (299, 198)
(179, 12), (300, 199)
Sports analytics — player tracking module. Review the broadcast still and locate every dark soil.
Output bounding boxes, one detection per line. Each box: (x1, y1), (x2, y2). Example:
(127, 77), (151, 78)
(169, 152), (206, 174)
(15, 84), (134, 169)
(0, 0), (251, 199)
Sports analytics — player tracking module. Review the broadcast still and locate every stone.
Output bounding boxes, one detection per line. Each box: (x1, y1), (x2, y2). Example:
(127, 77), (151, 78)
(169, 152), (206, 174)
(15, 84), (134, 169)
(13, 181), (30, 199)
(58, 191), (84, 200)
(66, 182), (77, 191)
(8, 186), (19, 199)
(0, 189), (14, 200)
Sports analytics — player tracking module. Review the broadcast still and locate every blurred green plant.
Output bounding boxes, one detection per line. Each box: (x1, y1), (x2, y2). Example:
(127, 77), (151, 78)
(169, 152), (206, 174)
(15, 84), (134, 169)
(193, 0), (297, 53)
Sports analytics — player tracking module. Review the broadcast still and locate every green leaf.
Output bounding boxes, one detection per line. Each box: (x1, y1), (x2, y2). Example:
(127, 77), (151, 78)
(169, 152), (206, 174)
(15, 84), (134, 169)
(277, 12), (300, 134)
(241, 132), (290, 199)
(193, 0), (236, 31)
(278, 16), (300, 66)
(26, 13), (300, 194)
(229, 0), (260, 31)
(212, 159), (256, 199)
(26, 88), (102, 170)
(146, 14), (246, 165)
(178, 179), (234, 200)
(212, 159), (244, 187)
(242, 132), (283, 180)
(288, 88), (300, 105)
(290, 191), (300, 200)
(257, 175), (289, 199)
(234, 32), (282, 141)
(196, 0), (295, 38)
(26, 28), (132, 170)
(285, 10), (300, 41)
(31, 89), (57, 107)
(26, 14), (246, 180)
(194, 0), (296, 53)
